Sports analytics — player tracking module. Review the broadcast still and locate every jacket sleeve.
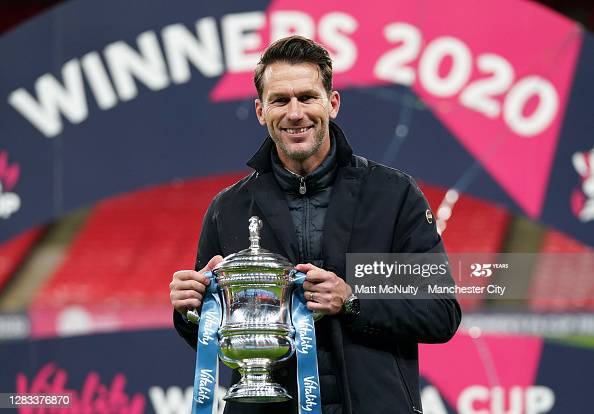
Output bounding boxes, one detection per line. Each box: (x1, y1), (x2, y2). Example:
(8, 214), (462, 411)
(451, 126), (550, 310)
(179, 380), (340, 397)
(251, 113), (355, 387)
(348, 177), (462, 343)
(173, 194), (223, 350)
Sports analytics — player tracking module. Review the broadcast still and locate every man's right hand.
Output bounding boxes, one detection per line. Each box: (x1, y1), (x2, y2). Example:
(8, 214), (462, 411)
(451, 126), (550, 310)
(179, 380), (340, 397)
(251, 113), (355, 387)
(169, 255), (223, 316)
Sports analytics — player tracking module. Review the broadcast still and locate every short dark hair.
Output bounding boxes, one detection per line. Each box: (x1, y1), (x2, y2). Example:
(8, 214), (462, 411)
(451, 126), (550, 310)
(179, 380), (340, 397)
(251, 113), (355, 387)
(254, 35), (333, 100)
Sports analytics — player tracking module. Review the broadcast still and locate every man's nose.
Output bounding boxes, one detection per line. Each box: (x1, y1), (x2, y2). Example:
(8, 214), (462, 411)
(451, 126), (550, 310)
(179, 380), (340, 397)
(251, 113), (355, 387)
(287, 98), (304, 120)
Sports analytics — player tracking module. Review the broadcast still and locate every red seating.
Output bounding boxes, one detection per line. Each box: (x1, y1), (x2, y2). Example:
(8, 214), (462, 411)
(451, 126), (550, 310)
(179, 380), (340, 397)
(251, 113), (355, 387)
(529, 230), (594, 311)
(0, 228), (42, 291)
(31, 173), (246, 335)
(35, 173), (246, 308)
(421, 184), (511, 310)
(421, 185), (511, 254)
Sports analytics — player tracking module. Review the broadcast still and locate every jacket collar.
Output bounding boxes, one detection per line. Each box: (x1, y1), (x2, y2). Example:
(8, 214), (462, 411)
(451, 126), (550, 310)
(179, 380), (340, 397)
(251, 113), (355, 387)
(246, 121), (354, 173)
(270, 134), (337, 195)
(245, 121), (364, 267)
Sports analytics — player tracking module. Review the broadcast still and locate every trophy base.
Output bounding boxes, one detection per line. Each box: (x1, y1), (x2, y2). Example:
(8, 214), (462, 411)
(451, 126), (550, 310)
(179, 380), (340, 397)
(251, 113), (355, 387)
(224, 358), (292, 403)
(224, 382), (292, 403)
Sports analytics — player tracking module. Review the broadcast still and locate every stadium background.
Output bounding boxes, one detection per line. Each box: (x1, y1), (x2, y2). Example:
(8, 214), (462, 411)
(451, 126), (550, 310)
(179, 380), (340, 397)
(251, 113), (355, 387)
(1, 1), (594, 412)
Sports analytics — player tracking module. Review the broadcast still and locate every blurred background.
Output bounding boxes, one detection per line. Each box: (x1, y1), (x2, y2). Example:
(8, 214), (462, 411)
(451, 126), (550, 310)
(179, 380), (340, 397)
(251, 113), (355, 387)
(1, 0), (594, 413)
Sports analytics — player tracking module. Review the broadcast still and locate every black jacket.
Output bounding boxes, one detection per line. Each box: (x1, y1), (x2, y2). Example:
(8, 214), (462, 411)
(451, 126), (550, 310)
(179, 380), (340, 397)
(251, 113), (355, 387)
(174, 122), (462, 414)
(271, 136), (343, 413)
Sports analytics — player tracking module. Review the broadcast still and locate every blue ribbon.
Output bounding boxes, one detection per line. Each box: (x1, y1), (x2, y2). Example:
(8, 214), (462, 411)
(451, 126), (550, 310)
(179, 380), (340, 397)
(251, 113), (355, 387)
(191, 271), (321, 414)
(192, 271), (220, 414)
(292, 271), (322, 414)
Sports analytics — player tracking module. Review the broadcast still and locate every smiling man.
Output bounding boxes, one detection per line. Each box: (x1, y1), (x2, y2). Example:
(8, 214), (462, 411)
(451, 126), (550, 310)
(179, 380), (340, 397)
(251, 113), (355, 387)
(170, 35), (461, 414)
(254, 59), (339, 175)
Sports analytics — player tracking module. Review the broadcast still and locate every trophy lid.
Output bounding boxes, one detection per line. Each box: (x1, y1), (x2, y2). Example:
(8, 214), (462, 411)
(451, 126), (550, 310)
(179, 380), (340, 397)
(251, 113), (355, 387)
(213, 216), (293, 273)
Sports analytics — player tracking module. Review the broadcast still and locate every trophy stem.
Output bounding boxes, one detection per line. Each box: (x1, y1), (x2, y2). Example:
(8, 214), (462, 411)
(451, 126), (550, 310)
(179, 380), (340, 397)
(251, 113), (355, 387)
(224, 358), (292, 403)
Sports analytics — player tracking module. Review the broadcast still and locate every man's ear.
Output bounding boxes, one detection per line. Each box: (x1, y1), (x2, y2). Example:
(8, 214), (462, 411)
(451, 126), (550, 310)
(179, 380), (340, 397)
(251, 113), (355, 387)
(255, 99), (266, 125)
(329, 91), (340, 119)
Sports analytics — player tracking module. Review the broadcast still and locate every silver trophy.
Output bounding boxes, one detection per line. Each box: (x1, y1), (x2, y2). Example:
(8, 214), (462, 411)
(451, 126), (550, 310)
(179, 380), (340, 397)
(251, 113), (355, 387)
(200, 216), (297, 402)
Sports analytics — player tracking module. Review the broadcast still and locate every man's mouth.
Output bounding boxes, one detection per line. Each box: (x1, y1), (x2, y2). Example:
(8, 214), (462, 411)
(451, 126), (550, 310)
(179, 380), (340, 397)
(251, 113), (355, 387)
(282, 126), (313, 135)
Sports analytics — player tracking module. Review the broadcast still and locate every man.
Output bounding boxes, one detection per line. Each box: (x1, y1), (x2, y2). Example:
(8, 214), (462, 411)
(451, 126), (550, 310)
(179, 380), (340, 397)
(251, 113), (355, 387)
(169, 35), (461, 414)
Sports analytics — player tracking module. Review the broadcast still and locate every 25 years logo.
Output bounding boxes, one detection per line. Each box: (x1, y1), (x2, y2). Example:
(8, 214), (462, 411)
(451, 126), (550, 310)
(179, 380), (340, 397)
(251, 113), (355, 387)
(470, 263), (509, 277)
(0, 150), (21, 219)
(470, 263), (493, 277)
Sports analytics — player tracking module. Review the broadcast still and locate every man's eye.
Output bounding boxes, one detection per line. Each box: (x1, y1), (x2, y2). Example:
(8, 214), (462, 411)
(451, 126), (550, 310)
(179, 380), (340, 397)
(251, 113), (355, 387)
(272, 98), (288, 104)
(300, 95), (314, 101)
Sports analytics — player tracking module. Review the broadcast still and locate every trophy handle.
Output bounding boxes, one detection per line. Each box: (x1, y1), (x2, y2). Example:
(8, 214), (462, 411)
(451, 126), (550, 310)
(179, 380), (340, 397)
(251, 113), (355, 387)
(186, 309), (200, 325)
(312, 310), (324, 322)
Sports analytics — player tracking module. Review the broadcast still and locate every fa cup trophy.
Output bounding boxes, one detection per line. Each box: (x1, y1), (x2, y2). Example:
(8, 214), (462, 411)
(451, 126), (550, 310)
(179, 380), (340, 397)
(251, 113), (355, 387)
(188, 216), (320, 412)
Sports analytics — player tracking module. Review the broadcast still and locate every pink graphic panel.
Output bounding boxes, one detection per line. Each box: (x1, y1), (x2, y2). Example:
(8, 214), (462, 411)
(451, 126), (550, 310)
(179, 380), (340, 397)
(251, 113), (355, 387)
(211, 0), (582, 218)
(404, 1), (581, 218)
(420, 333), (544, 410)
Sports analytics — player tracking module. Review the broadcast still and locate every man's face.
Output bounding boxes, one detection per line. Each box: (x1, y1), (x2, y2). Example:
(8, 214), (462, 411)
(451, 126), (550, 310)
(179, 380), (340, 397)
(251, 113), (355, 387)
(255, 62), (340, 164)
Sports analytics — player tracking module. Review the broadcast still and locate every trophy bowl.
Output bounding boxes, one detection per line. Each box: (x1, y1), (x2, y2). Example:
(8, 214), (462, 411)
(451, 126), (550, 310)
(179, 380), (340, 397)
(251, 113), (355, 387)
(213, 216), (296, 403)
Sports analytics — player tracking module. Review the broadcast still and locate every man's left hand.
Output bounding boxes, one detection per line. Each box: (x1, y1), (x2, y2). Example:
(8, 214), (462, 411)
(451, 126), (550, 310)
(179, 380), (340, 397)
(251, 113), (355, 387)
(296, 263), (352, 315)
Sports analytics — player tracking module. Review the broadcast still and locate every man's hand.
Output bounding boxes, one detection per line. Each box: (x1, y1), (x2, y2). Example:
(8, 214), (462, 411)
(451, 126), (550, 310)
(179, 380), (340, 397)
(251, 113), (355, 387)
(296, 263), (352, 315)
(169, 255), (223, 316)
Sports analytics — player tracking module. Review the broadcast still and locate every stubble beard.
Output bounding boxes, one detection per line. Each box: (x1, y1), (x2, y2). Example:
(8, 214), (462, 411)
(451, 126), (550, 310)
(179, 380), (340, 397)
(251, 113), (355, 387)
(271, 121), (327, 162)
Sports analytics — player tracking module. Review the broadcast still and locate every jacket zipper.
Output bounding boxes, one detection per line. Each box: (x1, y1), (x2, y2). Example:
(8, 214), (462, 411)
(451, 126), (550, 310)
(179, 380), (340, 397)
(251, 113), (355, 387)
(302, 183), (309, 261)
(299, 176), (306, 195)
(394, 356), (422, 413)
(284, 168), (309, 261)
(283, 167), (307, 195)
